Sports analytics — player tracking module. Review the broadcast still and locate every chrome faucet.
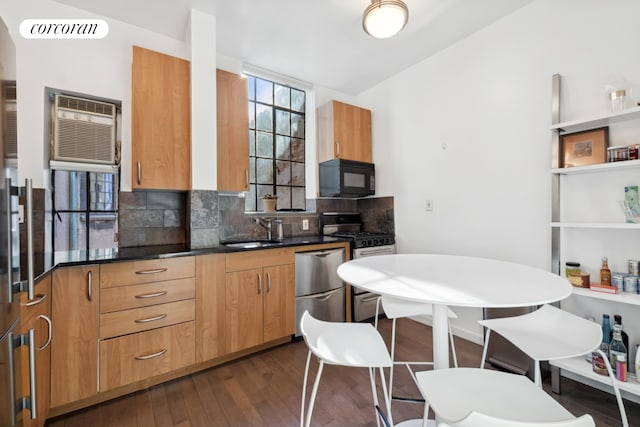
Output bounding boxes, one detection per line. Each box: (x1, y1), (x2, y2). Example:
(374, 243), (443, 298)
(255, 217), (272, 240)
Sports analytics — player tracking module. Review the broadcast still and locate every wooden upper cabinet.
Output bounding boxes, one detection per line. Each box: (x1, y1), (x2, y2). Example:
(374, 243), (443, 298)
(317, 100), (372, 163)
(132, 45), (191, 190)
(217, 69), (249, 192)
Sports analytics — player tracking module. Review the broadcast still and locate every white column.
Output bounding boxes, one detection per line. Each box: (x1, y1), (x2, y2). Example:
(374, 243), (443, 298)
(189, 9), (217, 190)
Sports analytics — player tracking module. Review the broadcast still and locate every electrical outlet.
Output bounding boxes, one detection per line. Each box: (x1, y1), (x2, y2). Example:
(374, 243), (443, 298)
(302, 219), (309, 230)
(425, 200), (434, 212)
(18, 205), (24, 223)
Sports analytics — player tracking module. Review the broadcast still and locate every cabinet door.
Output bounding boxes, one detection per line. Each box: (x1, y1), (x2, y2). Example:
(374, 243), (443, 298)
(263, 264), (295, 342)
(50, 266), (99, 408)
(195, 254), (226, 362)
(225, 268), (263, 353)
(318, 100), (372, 163)
(333, 101), (372, 163)
(19, 275), (51, 427)
(217, 69), (249, 192)
(132, 45), (191, 190)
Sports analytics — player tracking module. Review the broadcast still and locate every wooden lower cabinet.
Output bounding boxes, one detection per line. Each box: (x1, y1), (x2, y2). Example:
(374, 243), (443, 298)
(225, 254), (295, 354)
(99, 321), (195, 391)
(18, 274), (52, 427)
(50, 265), (99, 408)
(263, 264), (295, 342)
(195, 254), (226, 362)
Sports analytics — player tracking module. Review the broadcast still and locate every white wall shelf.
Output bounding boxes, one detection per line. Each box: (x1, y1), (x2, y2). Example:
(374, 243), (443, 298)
(549, 74), (640, 403)
(551, 106), (640, 134)
(571, 286), (640, 306)
(550, 357), (640, 403)
(551, 159), (640, 175)
(550, 222), (640, 230)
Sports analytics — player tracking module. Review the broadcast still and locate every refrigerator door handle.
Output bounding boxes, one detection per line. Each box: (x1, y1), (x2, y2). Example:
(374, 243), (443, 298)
(7, 331), (16, 426)
(24, 179), (34, 300)
(5, 178), (13, 304)
(11, 329), (37, 420)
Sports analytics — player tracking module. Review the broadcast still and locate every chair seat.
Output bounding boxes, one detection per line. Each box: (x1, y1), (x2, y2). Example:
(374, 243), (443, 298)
(415, 368), (575, 424)
(478, 304), (601, 362)
(311, 320), (393, 368)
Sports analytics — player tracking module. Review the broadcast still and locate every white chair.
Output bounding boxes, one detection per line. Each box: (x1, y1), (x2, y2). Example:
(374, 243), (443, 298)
(438, 412), (595, 427)
(299, 311), (393, 427)
(374, 295), (458, 400)
(415, 367), (594, 427)
(478, 304), (628, 427)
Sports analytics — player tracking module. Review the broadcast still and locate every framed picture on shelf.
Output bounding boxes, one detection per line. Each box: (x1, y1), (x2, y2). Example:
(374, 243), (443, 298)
(560, 126), (609, 168)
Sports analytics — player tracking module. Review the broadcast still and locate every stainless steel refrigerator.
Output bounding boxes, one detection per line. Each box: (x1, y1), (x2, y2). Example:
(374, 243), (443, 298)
(1, 16), (34, 427)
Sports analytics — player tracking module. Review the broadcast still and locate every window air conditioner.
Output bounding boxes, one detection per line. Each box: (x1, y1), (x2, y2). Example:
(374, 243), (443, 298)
(53, 94), (116, 165)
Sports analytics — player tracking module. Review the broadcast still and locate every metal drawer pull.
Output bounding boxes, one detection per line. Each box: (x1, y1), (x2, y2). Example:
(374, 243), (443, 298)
(38, 315), (52, 351)
(135, 313), (167, 323)
(87, 270), (93, 301)
(362, 295), (380, 303)
(135, 291), (168, 299)
(24, 293), (47, 307)
(257, 273), (262, 294)
(315, 294), (332, 302)
(137, 161), (141, 185)
(267, 272), (271, 293)
(135, 268), (168, 275)
(135, 348), (167, 361)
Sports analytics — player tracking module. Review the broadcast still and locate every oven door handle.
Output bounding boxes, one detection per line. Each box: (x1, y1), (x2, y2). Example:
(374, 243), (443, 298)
(355, 247), (395, 257)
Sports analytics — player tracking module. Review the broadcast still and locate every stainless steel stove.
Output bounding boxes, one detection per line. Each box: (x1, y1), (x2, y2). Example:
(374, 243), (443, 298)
(321, 212), (396, 321)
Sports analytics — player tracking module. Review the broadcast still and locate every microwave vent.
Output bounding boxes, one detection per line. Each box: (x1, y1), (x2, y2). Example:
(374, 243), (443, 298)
(53, 94), (116, 165)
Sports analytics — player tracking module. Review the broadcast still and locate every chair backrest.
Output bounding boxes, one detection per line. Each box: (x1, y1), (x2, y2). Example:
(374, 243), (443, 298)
(478, 304), (601, 361)
(439, 412), (595, 427)
(381, 295), (458, 319)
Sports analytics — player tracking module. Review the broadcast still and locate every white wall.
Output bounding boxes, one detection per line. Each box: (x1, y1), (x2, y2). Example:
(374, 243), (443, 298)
(3, 0), (189, 190)
(357, 0), (640, 342)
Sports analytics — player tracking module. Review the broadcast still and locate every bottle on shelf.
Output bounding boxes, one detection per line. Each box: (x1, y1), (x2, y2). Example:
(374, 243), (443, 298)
(593, 314), (612, 376)
(616, 354), (627, 382)
(600, 257), (612, 286)
(608, 314), (629, 371)
(609, 324), (627, 375)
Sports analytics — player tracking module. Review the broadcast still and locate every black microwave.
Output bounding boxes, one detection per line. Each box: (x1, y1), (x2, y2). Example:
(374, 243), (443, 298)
(319, 159), (375, 197)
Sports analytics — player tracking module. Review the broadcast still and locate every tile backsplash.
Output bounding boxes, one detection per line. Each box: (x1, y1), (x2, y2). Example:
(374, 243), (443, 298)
(118, 190), (394, 248)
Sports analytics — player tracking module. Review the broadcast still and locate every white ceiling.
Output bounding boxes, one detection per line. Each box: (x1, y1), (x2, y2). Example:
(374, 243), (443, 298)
(53, 0), (535, 95)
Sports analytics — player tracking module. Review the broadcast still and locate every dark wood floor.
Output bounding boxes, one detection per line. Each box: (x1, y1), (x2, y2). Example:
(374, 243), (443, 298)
(46, 318), (639, 426)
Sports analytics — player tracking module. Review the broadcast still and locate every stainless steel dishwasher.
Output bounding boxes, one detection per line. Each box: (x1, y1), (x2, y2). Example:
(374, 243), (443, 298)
(294, 248), (346, 336)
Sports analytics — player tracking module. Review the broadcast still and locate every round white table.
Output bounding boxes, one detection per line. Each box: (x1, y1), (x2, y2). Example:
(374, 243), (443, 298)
(337, 254), (572, 369)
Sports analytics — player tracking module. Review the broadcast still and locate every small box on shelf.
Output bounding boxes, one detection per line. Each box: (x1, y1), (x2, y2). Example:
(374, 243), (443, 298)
(590, 283), (619, 294)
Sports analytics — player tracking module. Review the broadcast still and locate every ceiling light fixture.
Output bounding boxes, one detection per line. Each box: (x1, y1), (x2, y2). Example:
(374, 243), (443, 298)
(362, 0), (409, 39)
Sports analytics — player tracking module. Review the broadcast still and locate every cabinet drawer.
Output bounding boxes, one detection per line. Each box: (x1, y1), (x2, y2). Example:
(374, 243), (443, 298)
(100, 299), (195, 339)
(100, 278), (195, 313)
(99, 321), (195, 391)
(226, 247), (295, 272)
(100, 257), (195, 288)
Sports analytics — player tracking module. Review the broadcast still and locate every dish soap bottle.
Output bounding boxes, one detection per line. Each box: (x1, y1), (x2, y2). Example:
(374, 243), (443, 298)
(610, 324), (627, 375)
(600, 257), (611, 286)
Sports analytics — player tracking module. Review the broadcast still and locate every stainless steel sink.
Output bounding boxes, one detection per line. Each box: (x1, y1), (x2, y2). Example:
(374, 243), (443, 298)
(221, 240), (284, 249)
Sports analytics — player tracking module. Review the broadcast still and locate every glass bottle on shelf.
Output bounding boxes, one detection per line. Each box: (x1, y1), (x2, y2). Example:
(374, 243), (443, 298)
(610, 324), (627, 375)
(601, 314), (611, 355)
(593, 314), (612, 375)
(609, 315), (629, 371)
(600, 257), (611, 286)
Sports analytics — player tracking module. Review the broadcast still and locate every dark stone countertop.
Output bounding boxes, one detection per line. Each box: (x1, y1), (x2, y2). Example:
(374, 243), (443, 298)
(27, 235), (349, 281)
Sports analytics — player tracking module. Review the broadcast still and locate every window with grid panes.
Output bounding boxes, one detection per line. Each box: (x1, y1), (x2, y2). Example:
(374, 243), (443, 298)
(246, 74), (306, 211)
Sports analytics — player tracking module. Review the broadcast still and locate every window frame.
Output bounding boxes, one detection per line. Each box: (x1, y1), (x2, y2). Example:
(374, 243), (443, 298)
(247, 73), (307, 212)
